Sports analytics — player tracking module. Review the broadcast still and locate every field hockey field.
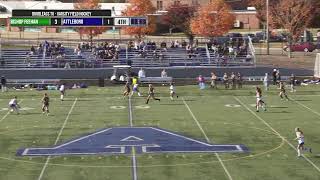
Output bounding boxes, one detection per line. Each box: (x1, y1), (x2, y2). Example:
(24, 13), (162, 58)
(1, 84), (320, 180)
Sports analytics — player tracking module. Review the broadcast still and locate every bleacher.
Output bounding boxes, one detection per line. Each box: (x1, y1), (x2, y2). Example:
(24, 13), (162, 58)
(0, 37), (256, 69)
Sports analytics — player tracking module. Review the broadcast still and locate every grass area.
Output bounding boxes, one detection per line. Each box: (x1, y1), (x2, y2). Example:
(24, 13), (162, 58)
(1, 84), (320, 180)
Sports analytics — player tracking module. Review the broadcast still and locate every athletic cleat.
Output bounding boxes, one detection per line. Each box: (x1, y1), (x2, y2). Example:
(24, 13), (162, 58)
(310, 148), (312, 153)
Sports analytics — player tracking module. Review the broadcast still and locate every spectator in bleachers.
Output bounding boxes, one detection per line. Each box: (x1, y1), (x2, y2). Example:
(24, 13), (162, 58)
(160, 41), (167, 51)
(138, 68), (146, 78)
(1, 76), (7, 92)
(174, 40), (180, 48)
(30, 45), (35, 55)
(25, 52), (31, 67)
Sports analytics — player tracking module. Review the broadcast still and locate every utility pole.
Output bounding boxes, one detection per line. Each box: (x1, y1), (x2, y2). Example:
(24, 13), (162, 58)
(266, 0), (270, 55)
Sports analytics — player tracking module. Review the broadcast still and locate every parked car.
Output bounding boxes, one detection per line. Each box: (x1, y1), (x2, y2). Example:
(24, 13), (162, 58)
(283, 42), (316, 52)
(255, 31), (286, 42)
(244, 33), (260, 43)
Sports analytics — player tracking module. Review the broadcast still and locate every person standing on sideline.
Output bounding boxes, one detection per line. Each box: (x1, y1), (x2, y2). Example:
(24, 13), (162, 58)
(1, 76), (7, 92)
(161, 69), (167, 78)
(290, 74), (296, 92)
(294, 127), (312, 157)
(210, 72), (217, 89)
(230, 72), (236, 89)
(276, 69), (281, 87)
(138, 68), (146, 78)
(197, 75), (205, 90)
(237, 72), (243, 89)
(263, 73), (269, 91)
(272, 69), (277, 85)
(59, 84), (66, 101)
(223, 73), (229, 89)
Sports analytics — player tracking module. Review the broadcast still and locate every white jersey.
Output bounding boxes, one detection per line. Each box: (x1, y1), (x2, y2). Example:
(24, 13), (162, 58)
(9, 99), (17, 105)
(170, 85), (175, 93)
(59, 85), (65, 92)
(296, 132), (305, 144)
(263, 76), (268, 83)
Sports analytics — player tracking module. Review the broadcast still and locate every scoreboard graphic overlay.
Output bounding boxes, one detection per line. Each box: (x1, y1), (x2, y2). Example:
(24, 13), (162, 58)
(10, 10), (147, 27)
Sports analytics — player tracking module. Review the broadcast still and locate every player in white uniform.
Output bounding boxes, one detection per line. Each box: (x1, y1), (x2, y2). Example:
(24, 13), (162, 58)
(9, 96), (20, 114)
(294, 127), (312, 157)
(169, 83), (179, 100)
(59, 84), (65, 101)
(255, 86), (266, 112)
(131, 84), (142, 97)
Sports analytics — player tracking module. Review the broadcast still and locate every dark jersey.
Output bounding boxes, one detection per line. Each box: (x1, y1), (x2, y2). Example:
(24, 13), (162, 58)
(280, 84), (286, 92)
(125, 84), (131, 92)
(42, 97), (49, 105)
(290, 76), (296, 85)
(148, 87), (155, 95)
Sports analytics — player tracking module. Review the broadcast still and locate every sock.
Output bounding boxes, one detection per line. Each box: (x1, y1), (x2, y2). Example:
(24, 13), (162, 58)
(138, 92), (142, 96)
(297, 149), (301, 156)
(256, 105), (259, 111)
(170, 96), (173, 100)
(61, 94), (64, 100)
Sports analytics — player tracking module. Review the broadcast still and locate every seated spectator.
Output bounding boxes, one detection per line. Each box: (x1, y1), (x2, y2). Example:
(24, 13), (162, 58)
(30, 45), (36, 55)
(77, 50), (82, 58)
(25, 52), (31, 66)
(174, 40), (180, 48)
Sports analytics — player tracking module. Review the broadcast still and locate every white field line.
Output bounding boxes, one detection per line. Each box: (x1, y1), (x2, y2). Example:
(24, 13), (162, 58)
(0, 100), (23, 123)
(234, 97), (320, 173)
(182, 98), (233, 180)
(291, 98), (320, 117)
(37, 98), (78, 180)
(129, 97), (133, 127)
(128, 96), (138, 180)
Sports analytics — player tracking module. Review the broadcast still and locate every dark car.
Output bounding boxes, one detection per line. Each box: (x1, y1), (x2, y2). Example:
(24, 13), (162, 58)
(244, 33), (260, 43)
(283, 42), (316, 52)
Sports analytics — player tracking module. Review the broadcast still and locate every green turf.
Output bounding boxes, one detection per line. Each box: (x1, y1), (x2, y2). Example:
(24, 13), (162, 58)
(1, 84), (320, 180)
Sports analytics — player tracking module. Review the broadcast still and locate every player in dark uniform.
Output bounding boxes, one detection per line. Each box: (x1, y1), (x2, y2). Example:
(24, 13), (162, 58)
(290, 74), (296, 92)
(42, 93), (50, 115)
(123, 82), (131, 97)
(279, 82), (289, 101)
(146, 84), (160, 104)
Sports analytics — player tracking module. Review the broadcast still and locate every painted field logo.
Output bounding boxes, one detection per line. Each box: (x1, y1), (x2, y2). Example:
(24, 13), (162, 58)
(17, 127), (248, 156)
